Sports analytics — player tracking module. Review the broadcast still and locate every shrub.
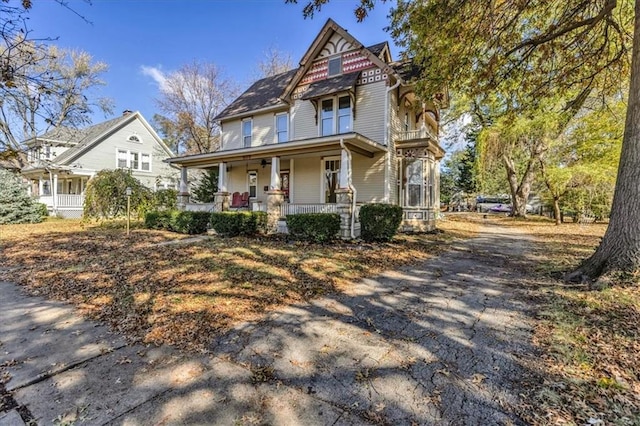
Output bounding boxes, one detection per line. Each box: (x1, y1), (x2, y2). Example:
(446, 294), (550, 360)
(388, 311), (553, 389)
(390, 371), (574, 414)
(286, 213), (340, 243)
(35, 202), (49, 217)
(0, 169), (43, 224)
(83, 169), (151, 220)
(144, 210), (209, 234)
(359, 204), (403, 242)
(169, 211), (210, 234)
(152, 189), (178, 210)
(210, 211), (267, 237)
(144, 210), (173, 230)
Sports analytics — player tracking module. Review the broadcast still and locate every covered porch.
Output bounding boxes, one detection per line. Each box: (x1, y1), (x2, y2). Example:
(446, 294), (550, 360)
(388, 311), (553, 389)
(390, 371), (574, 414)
(166, 133), (385, 238)
(21, 165), (92, 218)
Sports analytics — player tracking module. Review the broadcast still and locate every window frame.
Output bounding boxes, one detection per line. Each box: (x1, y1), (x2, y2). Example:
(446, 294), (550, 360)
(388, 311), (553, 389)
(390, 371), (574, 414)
(247, 170), (258, 198)
(327, 56), (342, 77)
(242, 118), (253, 147)
(320, 156), (341, 203)
(318, 95), (352, 136)
(275, 112), (289, 143)
(116, 148), (151, 172)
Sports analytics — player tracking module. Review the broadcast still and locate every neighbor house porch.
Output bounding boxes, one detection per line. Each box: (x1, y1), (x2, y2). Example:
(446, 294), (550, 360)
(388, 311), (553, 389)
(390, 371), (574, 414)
(21, 166), (92, 218)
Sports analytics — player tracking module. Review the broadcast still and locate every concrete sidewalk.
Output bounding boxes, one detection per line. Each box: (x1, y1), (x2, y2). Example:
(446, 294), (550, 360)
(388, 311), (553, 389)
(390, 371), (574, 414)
(1, 223), (537, 425)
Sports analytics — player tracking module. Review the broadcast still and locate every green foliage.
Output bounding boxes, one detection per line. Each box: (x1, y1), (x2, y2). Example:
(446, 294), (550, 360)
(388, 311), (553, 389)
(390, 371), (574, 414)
(144, 210), (210, 234)
(0, 169), (43, 224)
(191, 169), (218, 203)
(83, 169), (151, 220)
(210, 211), (267, 237)
(286, 213), (340, 243)
(35, 202), (49, 217)
(151, 188), (177, 211)
(359, 204), (403, 242)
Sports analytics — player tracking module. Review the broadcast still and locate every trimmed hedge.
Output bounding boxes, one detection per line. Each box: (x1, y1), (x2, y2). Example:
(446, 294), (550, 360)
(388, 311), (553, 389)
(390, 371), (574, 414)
(144, 210), (210, 234)
(286, 213), (340, 243)
(210, 211), (267, 237)
(359, 204), (403, 242)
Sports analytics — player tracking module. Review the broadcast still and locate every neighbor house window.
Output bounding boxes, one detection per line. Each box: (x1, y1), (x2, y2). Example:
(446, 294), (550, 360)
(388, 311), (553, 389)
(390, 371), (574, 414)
(242, 119), (252, 147)
(141, 153), (151, 171)
(248, 171), (257, 198)
(130, 152), (139, 170)
(328, 56), (342, 76)
(276, 113), (288, 143)
(320, 95), (352, 136)
(128, 135), (141, 143)
(117, 150), (128, 168)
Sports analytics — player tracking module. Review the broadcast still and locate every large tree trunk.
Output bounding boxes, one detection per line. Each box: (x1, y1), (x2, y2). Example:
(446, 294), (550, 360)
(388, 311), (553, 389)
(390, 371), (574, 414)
(568, 0), (640, 285)
(553, 198), (562, 226)
(503, 148), (540, 218)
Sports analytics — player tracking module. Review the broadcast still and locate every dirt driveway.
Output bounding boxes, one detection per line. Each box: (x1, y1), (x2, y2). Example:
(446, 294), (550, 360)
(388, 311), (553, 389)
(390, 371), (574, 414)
(1, 222), (538, 425)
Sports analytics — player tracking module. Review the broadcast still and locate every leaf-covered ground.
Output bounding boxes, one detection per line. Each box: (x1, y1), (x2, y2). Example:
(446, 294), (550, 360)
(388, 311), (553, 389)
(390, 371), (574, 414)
(485, 215), (639, 425)
(0, 219), (475, 352)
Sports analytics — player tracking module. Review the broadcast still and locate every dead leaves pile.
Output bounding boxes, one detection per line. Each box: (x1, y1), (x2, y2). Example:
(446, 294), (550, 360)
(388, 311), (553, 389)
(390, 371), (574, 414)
(0, 220), (446, 353)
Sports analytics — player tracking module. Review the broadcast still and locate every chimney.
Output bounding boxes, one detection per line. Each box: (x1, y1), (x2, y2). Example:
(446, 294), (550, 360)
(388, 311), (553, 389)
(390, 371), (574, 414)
(122, 109), (133, 115)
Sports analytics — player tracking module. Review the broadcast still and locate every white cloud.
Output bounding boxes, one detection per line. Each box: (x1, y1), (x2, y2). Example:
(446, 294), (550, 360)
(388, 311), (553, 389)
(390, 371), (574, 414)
(140, 65), (169, 92)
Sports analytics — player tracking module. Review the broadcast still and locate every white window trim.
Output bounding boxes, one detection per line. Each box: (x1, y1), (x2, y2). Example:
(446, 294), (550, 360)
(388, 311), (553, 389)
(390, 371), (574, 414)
(320, 156), (341, 203)
(247, 170), (258, 198)
(242, 118), (253, 148)
(318, 95), (352, 137)
(115, 148), (152, 172)
(275, 112), (289, 144)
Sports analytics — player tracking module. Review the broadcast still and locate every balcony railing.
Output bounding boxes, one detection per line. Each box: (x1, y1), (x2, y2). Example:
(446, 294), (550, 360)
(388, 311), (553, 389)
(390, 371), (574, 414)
(397, 127), (437, 142)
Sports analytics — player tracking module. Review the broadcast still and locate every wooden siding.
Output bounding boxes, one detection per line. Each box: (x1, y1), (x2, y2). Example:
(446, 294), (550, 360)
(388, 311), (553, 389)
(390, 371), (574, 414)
(221, 112), (282, 150)
(71, 118), (177, 189)
(353, 80), (387, 144)
(291, 100), (317, 140)
(290, 157), (321, 203)
(352, 152), (386, 203)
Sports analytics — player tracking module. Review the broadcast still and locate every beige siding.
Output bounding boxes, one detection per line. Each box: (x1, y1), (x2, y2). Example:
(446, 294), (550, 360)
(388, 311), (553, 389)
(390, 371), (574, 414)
(353, 80), (387, 143)
(221, 120), (242, 150)
(71, 118), (177, 189)
(221, 111), (283, 150)
(291, 100), (317, 140)
(389, 90), (401, 204)
(352, 153), (386, 203)
(290, 157), (321, 203)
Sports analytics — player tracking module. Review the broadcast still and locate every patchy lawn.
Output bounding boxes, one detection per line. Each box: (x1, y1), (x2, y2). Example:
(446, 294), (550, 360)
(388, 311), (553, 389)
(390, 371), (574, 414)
(481, 215), (639, 425)
(0, 219), (471, 352)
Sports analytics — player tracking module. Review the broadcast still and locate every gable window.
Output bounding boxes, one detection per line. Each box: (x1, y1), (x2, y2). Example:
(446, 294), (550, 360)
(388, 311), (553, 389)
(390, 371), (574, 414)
(247, 171), (257, 198)
(117, 149), (128, 168)
(320, 95), (352, 136)
(242, 119), (252, 147)
(328, 56), (342, 77)
(128, 135), (141, 143)
(276, 113), (288, 143)
(141, 153), (151, 171)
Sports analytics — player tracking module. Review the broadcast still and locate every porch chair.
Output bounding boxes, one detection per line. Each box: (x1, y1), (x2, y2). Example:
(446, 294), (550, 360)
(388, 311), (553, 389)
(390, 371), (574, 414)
(240, 192), (250, 208)
(229, 192), (243, 209)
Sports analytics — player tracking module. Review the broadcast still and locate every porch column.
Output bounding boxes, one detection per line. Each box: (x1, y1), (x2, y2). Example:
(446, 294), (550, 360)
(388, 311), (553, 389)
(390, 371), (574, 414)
(38, 179), (43, 197)
(52, 174), (58, 211)
(336, 147), (354, 239)
(214, 162), (230, 213)
(266, 157), (284, 233)
(269, 156), (281, 190)
(177, 166), (190, 210)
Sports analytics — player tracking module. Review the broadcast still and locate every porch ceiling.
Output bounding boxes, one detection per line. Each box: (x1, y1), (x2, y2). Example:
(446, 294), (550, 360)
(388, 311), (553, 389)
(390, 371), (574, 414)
(165, 132), (387, 168)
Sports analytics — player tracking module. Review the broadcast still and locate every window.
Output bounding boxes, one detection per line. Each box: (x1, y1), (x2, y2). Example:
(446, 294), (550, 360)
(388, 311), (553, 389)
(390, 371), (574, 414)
(406, 159), (423, 207)
(321, 99), (334, 136)
(404, 113), (410, 132)
(320, 96), (351, 136)
(338, 96), (351, 133)
(42, 181), (51, 196)
(128, 135), (141, 143)
(117, 150), (128, 168)
(328, 56), (342, 76)
(242, 119), (252, 147)
(276, 113), (288, 143)
(323, 159), (340, 203)
(44, 145), (51, 159)
(141, 153), (151, 171)
(248, 171), (257, 198)
(130, 152), (139, 170)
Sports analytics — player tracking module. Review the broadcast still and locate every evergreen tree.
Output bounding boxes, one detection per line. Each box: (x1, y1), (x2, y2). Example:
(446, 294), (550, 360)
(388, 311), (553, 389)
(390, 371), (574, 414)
(191, 169), (218, 203)
(0, 169), (43, 224)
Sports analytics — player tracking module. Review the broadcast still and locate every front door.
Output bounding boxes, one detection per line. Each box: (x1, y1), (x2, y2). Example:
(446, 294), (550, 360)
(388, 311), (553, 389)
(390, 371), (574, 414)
(280, 171), (290, 202)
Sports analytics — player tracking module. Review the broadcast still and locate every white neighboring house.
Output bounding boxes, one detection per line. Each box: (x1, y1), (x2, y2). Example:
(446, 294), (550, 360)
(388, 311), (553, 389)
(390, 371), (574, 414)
(167, 19), (446, 236)
(20, 110), (178, 218)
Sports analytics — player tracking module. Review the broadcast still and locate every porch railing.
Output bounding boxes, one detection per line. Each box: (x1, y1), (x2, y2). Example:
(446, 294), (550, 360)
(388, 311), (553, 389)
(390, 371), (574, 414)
(37, 194), (84, 208)
(185, 203), (216, 212)
(280, 203), (338, 217)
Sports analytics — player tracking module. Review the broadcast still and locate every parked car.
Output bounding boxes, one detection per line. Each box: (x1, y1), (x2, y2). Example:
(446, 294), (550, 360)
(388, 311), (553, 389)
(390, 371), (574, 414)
(489, 204), (512, 213)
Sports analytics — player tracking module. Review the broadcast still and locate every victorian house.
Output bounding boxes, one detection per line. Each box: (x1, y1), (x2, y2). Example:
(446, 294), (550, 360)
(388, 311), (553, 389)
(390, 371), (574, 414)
(167, 19), (445, 237)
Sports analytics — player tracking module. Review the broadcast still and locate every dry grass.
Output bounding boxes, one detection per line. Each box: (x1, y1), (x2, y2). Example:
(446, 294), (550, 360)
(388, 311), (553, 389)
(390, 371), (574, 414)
(1, 219), (452, 352)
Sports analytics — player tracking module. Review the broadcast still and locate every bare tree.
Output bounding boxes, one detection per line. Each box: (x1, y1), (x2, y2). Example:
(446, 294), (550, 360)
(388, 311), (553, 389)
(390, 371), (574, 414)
(253, 46), (294, 79)
(0, 43), (112, 154)
(156, 61), (238, 155)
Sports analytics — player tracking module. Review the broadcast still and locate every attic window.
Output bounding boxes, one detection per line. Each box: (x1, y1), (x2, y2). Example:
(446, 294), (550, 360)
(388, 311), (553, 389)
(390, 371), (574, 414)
(128, 135), (141, 143)
(328, 57), (342, 77)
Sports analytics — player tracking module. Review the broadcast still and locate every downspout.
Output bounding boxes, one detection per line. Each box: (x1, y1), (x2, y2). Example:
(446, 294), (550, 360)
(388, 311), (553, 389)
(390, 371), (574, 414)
(384, 78), (402, 203)
(339, 138), (357, 240)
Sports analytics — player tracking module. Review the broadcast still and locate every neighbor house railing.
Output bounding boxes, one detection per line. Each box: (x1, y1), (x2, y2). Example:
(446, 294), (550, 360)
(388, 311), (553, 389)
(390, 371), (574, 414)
(185, 203), (216, 212)
(37, 194), (84, 208)
(280, 203), (338, 217)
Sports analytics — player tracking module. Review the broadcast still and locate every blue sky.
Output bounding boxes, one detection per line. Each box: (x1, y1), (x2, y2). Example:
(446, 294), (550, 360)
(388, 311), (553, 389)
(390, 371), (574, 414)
(28, 0), (398, 125)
